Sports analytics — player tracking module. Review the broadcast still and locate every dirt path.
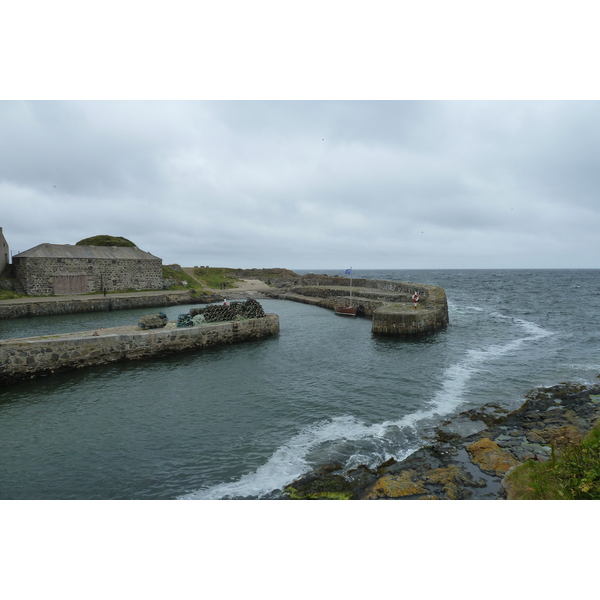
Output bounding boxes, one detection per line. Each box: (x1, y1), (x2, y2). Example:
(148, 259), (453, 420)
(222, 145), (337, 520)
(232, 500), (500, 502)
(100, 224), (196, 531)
(210, 279), (272, 299)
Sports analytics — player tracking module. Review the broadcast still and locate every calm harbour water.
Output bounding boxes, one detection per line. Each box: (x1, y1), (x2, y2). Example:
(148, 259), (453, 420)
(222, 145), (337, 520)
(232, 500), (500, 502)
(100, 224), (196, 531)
(1, 269), (599, 499)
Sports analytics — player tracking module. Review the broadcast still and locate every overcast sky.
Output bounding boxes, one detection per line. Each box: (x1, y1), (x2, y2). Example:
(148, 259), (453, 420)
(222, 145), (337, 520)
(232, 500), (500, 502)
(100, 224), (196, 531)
(2, 100), (600, 270)
(2, 1), (599, 582)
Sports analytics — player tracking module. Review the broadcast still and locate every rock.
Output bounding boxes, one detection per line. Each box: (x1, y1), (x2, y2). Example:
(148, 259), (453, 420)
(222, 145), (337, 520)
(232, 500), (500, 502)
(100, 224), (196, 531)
(546, 424), (585, 449)
(510, 442), (551, 462)
(423, 464), (486, 499)
(459, 403), (510, 426)
(509, 429), (526, 437)
(376, 457), (397, 473)
(525, 383), (588, 402)
(284, 382), (600, 500)
(526, 430), (547, 444)
(284, 462), (373, 499)
(436, 418), (488, 440)
(495, 434), (522, 448)
(499, 465), (522, 500)
(466, 438), (520, 476)
(363, 470), (428, 499)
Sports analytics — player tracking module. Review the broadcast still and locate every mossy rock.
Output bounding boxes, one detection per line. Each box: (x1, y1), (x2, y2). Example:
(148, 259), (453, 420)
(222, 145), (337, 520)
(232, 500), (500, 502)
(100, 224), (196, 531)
(284, 462), (367, 500)
(363, 470), (428, 499)
(466, 438), (520, 476)
(286, 487), (352, 500)
(423, 464), (486, 499)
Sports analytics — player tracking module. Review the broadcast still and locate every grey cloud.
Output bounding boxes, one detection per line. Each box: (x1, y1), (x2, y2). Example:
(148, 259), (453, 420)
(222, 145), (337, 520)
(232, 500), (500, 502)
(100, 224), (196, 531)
(2, 100), (600, 269)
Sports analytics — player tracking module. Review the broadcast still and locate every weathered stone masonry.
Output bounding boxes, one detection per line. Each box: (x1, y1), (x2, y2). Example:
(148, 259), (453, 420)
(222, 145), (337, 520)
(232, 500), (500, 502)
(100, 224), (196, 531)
(12, 244), (163, 295)
(266, 275), (449, 337)
(0, 291), (204, 319)
(0, 226), (8, 274)
(15, 257), (163, 295)
(0, 314), (280, 385)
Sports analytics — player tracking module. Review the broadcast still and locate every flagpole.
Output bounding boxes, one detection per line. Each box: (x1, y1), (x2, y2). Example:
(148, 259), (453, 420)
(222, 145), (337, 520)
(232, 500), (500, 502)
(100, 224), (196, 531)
(350, 267), (352, 298)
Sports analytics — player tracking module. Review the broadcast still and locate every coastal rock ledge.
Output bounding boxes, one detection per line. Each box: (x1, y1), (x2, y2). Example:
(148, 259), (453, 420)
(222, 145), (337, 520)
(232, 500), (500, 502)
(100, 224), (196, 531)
(282, 382), (600, 500)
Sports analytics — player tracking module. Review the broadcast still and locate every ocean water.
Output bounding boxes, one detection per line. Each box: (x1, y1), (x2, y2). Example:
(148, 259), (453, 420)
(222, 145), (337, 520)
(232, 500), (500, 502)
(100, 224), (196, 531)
(1, 269), (599, 499)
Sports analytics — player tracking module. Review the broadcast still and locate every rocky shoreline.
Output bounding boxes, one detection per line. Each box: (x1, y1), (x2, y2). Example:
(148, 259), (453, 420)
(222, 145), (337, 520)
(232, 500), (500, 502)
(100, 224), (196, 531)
(283, 381), (600, 499)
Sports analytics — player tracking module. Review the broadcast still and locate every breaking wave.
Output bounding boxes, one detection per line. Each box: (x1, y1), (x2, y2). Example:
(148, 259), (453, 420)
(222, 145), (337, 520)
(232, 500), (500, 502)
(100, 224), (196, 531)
(181, 311), (553, 499)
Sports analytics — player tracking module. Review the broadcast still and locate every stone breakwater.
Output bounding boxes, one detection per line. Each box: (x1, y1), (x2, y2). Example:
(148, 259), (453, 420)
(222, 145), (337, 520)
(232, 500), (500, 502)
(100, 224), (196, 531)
(283, 381), (600, 500)
(0, 291), (223, 320)
(0, 314), (279, 385)
(265, 275), (449, 336)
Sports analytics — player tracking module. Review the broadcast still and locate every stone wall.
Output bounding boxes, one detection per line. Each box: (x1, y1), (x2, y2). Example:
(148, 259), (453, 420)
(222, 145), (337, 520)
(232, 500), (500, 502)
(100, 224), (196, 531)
(371, 283), (449, 336)
(0, 291), (209, 320)
(13, 256), (163, 295)
(267, 276), (449, 337)
(371, 303), (449, 336)
(0, 227), (8, 274)
(270, 274), (431, 298)
(0, 314), (280, 385)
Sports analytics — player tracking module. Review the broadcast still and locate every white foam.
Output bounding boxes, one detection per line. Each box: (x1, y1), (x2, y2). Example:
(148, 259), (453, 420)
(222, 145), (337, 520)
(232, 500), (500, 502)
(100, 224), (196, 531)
(514, 317), (553, 339)
(181, 415), (381, 499)
(181, 311), (555, 500)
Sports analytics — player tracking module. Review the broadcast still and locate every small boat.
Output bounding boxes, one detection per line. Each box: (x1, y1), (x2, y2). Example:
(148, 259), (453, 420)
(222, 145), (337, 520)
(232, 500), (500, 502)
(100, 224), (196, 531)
(334, 304), (357, 316)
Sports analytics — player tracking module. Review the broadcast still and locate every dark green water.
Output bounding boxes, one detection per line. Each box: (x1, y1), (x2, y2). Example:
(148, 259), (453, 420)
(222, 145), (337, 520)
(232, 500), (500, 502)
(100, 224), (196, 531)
(2, 270), (600, 499)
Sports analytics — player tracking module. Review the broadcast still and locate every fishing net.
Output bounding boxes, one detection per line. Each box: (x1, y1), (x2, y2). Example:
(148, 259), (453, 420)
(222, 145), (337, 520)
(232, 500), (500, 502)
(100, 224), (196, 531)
(177, 298), (266, 328)
(138, 312), (168, 329)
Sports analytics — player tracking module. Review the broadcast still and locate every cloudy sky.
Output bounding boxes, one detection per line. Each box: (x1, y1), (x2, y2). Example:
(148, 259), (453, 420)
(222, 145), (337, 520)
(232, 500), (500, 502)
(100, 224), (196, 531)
(2, 2), (600, 271)
(2, 100), (599, 270)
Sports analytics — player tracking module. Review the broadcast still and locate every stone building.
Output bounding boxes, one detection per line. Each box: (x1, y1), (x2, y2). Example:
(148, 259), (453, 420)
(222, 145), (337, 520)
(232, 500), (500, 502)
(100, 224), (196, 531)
(13, 243), (163, 295)
(0, 227), (8, 274)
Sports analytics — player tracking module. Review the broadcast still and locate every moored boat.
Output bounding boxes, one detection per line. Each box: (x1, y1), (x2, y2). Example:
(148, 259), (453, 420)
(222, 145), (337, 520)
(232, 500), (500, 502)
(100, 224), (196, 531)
(334, 304), (357, 316)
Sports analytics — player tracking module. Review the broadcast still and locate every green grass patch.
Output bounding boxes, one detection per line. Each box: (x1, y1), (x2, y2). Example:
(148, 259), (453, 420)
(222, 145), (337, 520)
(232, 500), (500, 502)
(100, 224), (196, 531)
(162, 265), (205, 291)
(76, 235), (135, 247)
(0, 290), (26, 300)
(191, 267), (241, 290)
(505, 420), (600, 499)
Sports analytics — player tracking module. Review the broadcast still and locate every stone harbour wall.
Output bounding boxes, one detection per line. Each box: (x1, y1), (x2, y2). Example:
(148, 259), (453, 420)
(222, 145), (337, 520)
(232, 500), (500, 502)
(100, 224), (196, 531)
(0, 291), (212, 320)
(371, 303), (449, 336)
(271, 275), (431, 297)
(267, 276), (449, 337)
(371, 283), (449, 336)
(0, 314), (279, 385)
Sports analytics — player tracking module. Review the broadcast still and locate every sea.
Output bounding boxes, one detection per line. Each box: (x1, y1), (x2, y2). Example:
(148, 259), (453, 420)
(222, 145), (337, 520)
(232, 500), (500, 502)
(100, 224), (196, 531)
(1, 269), (599, 500)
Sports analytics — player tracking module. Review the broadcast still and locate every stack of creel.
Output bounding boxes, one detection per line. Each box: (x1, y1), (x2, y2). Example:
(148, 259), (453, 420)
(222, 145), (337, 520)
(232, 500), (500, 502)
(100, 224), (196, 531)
(177, 298), (267, 327)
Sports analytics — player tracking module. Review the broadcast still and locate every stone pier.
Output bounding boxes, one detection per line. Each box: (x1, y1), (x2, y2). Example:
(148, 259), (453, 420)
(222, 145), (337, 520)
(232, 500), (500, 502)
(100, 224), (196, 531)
(0, 290), (211, 320)
(0, 314), (280, 385)
(266, 276), (449, 336)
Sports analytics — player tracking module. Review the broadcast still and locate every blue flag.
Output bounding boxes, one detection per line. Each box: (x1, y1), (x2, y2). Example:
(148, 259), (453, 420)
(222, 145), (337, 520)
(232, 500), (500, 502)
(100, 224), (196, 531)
(345, 268), (352, 275)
